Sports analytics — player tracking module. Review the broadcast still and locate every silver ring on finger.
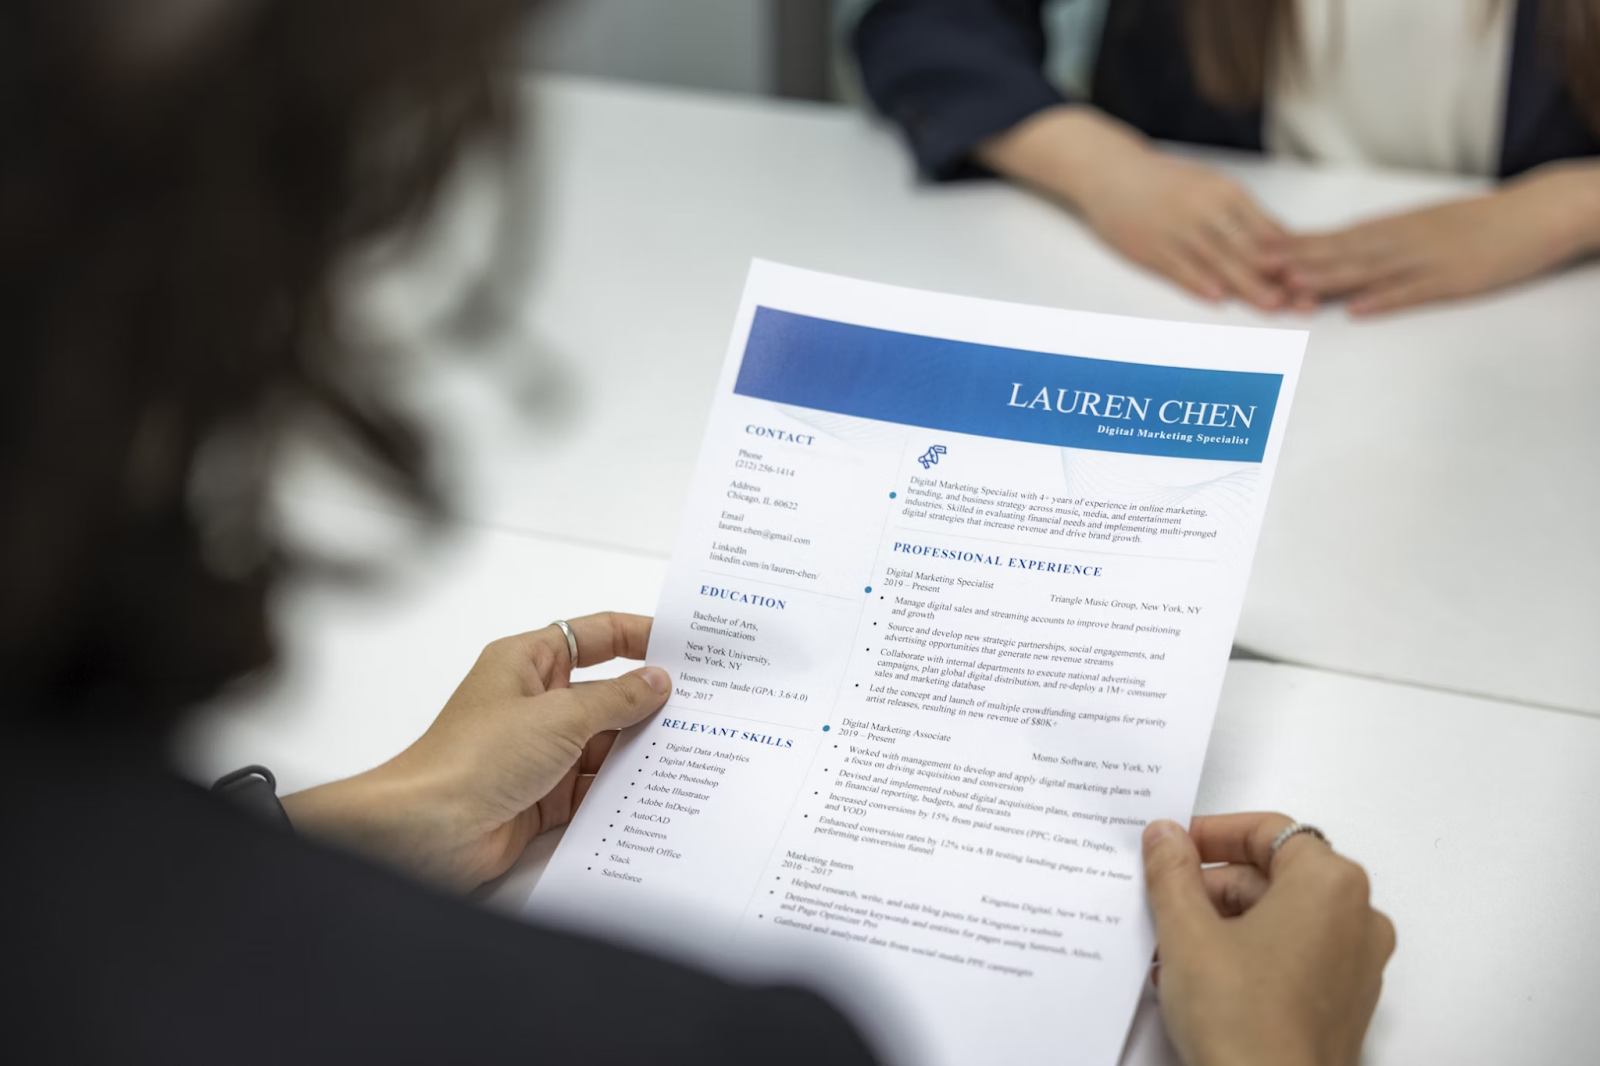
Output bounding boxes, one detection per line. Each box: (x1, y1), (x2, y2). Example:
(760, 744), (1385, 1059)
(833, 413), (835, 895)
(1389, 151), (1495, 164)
(552, 619), (579, 669)
(1270, 821), (1329, 860)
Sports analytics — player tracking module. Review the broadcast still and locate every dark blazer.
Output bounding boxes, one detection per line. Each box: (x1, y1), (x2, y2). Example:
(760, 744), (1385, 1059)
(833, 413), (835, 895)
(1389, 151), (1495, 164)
(855, 0), (1600, 180)
(1, 724), (880, 1064)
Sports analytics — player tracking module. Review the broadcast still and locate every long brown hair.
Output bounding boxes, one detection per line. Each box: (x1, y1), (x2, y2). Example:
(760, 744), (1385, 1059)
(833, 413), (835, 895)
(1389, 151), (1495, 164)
(1183, 0), (1600, 131)
(0, 1), (530, 721)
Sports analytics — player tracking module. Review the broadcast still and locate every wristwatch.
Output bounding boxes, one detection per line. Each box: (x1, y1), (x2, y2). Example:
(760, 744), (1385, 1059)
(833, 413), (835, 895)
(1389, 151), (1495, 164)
(212, 765), (293, 831)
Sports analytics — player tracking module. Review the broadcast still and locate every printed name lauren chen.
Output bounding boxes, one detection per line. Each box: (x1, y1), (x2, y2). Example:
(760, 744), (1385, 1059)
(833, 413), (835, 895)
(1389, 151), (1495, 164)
(1006, 383), (1257, 429)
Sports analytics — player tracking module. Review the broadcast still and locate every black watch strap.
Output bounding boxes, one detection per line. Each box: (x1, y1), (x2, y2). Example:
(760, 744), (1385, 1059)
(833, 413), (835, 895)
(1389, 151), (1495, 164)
(212, 765), (293, 832)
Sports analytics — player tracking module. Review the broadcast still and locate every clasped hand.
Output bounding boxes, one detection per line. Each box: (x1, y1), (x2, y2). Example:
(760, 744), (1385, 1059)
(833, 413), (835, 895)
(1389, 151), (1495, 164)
(983, 107), (1600, 315)
(1096, 149), (1596, 316)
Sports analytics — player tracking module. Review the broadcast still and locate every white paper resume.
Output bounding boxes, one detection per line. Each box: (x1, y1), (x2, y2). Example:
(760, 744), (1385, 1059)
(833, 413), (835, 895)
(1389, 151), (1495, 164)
(529, 262), (1306, 1065)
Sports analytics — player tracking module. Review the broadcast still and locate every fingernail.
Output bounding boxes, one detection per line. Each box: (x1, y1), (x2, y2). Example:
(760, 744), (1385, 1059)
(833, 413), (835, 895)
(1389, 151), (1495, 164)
(636, 667), (671, 696)
(1143, 820), (1181, 849)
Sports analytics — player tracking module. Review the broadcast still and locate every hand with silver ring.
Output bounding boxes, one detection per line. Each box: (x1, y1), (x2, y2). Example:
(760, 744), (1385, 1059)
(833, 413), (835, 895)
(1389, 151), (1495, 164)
(1142, 812), (1394, 1066)
(283, 612), (671, 890)
(1269, 820), (1329, 860)
(552, 618), (579, 669)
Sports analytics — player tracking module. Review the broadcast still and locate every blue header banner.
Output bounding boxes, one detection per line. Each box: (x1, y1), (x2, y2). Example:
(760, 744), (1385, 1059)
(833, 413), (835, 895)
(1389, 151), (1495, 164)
(734, 308), (1284, 462)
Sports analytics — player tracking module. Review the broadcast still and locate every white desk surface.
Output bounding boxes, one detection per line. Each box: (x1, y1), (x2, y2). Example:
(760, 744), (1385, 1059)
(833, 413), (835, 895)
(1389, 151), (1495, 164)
(177, 505), (1600, 1066)
(313, 76), (1599, 715)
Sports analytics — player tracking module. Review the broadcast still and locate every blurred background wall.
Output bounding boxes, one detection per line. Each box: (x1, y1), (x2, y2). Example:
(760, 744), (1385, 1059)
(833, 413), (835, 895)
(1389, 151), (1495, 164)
(524, 1), (1105, 105)
(526, 0), (840, 100)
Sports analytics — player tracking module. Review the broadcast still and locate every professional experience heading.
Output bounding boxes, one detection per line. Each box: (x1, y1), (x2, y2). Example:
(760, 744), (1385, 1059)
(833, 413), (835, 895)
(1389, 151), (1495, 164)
(892, 541), (1103, 577)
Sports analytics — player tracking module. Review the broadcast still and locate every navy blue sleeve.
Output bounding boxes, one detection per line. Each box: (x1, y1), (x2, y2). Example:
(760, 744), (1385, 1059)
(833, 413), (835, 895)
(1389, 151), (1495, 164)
(853, 0), (1065, 179)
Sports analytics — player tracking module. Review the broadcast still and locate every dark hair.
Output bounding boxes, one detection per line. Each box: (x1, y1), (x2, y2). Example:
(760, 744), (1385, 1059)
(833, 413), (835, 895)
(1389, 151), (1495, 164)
(1184, 0), (1600, 133)
(0, 0), (528, 721)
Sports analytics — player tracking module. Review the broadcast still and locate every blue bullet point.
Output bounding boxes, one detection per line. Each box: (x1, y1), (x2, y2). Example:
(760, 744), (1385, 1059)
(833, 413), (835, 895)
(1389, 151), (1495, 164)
(889, 492), (897, 499)
(823, 725), (830, 732)
(864, 586), (872, 593)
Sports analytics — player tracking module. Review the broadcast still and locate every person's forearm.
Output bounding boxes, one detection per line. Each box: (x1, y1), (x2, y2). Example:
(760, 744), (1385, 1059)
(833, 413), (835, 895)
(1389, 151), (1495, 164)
(974, 104), (1149, 208)
(1489, 157), (1600, 277)
(1535, 158), (1600, 260)
(281, 759), (476, 888)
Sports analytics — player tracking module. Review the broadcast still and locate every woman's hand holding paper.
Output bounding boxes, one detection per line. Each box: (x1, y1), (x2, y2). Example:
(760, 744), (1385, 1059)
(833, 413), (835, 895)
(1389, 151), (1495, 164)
(1143, 813), (1395, 1066)
(282, 612), (671, 891)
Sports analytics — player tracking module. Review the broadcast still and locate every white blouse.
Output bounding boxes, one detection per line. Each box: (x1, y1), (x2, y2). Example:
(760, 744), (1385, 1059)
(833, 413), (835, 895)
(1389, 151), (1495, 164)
(1265, 0), (1516, 175)
(1040, 0), (1517, 176)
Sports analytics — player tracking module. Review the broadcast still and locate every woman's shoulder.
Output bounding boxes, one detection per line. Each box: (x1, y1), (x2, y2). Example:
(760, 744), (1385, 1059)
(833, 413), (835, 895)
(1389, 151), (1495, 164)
(0, 730), (877, 1065)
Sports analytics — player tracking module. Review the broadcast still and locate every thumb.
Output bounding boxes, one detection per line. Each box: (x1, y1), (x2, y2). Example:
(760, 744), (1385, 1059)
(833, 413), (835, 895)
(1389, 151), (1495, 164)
(1143, 820), (1215, 944)
(549, 666), (672, 741)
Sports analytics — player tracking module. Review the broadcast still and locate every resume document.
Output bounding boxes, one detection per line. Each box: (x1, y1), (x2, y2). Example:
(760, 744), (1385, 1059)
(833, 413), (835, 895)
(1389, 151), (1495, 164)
(529, 262), (1306, 1065)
